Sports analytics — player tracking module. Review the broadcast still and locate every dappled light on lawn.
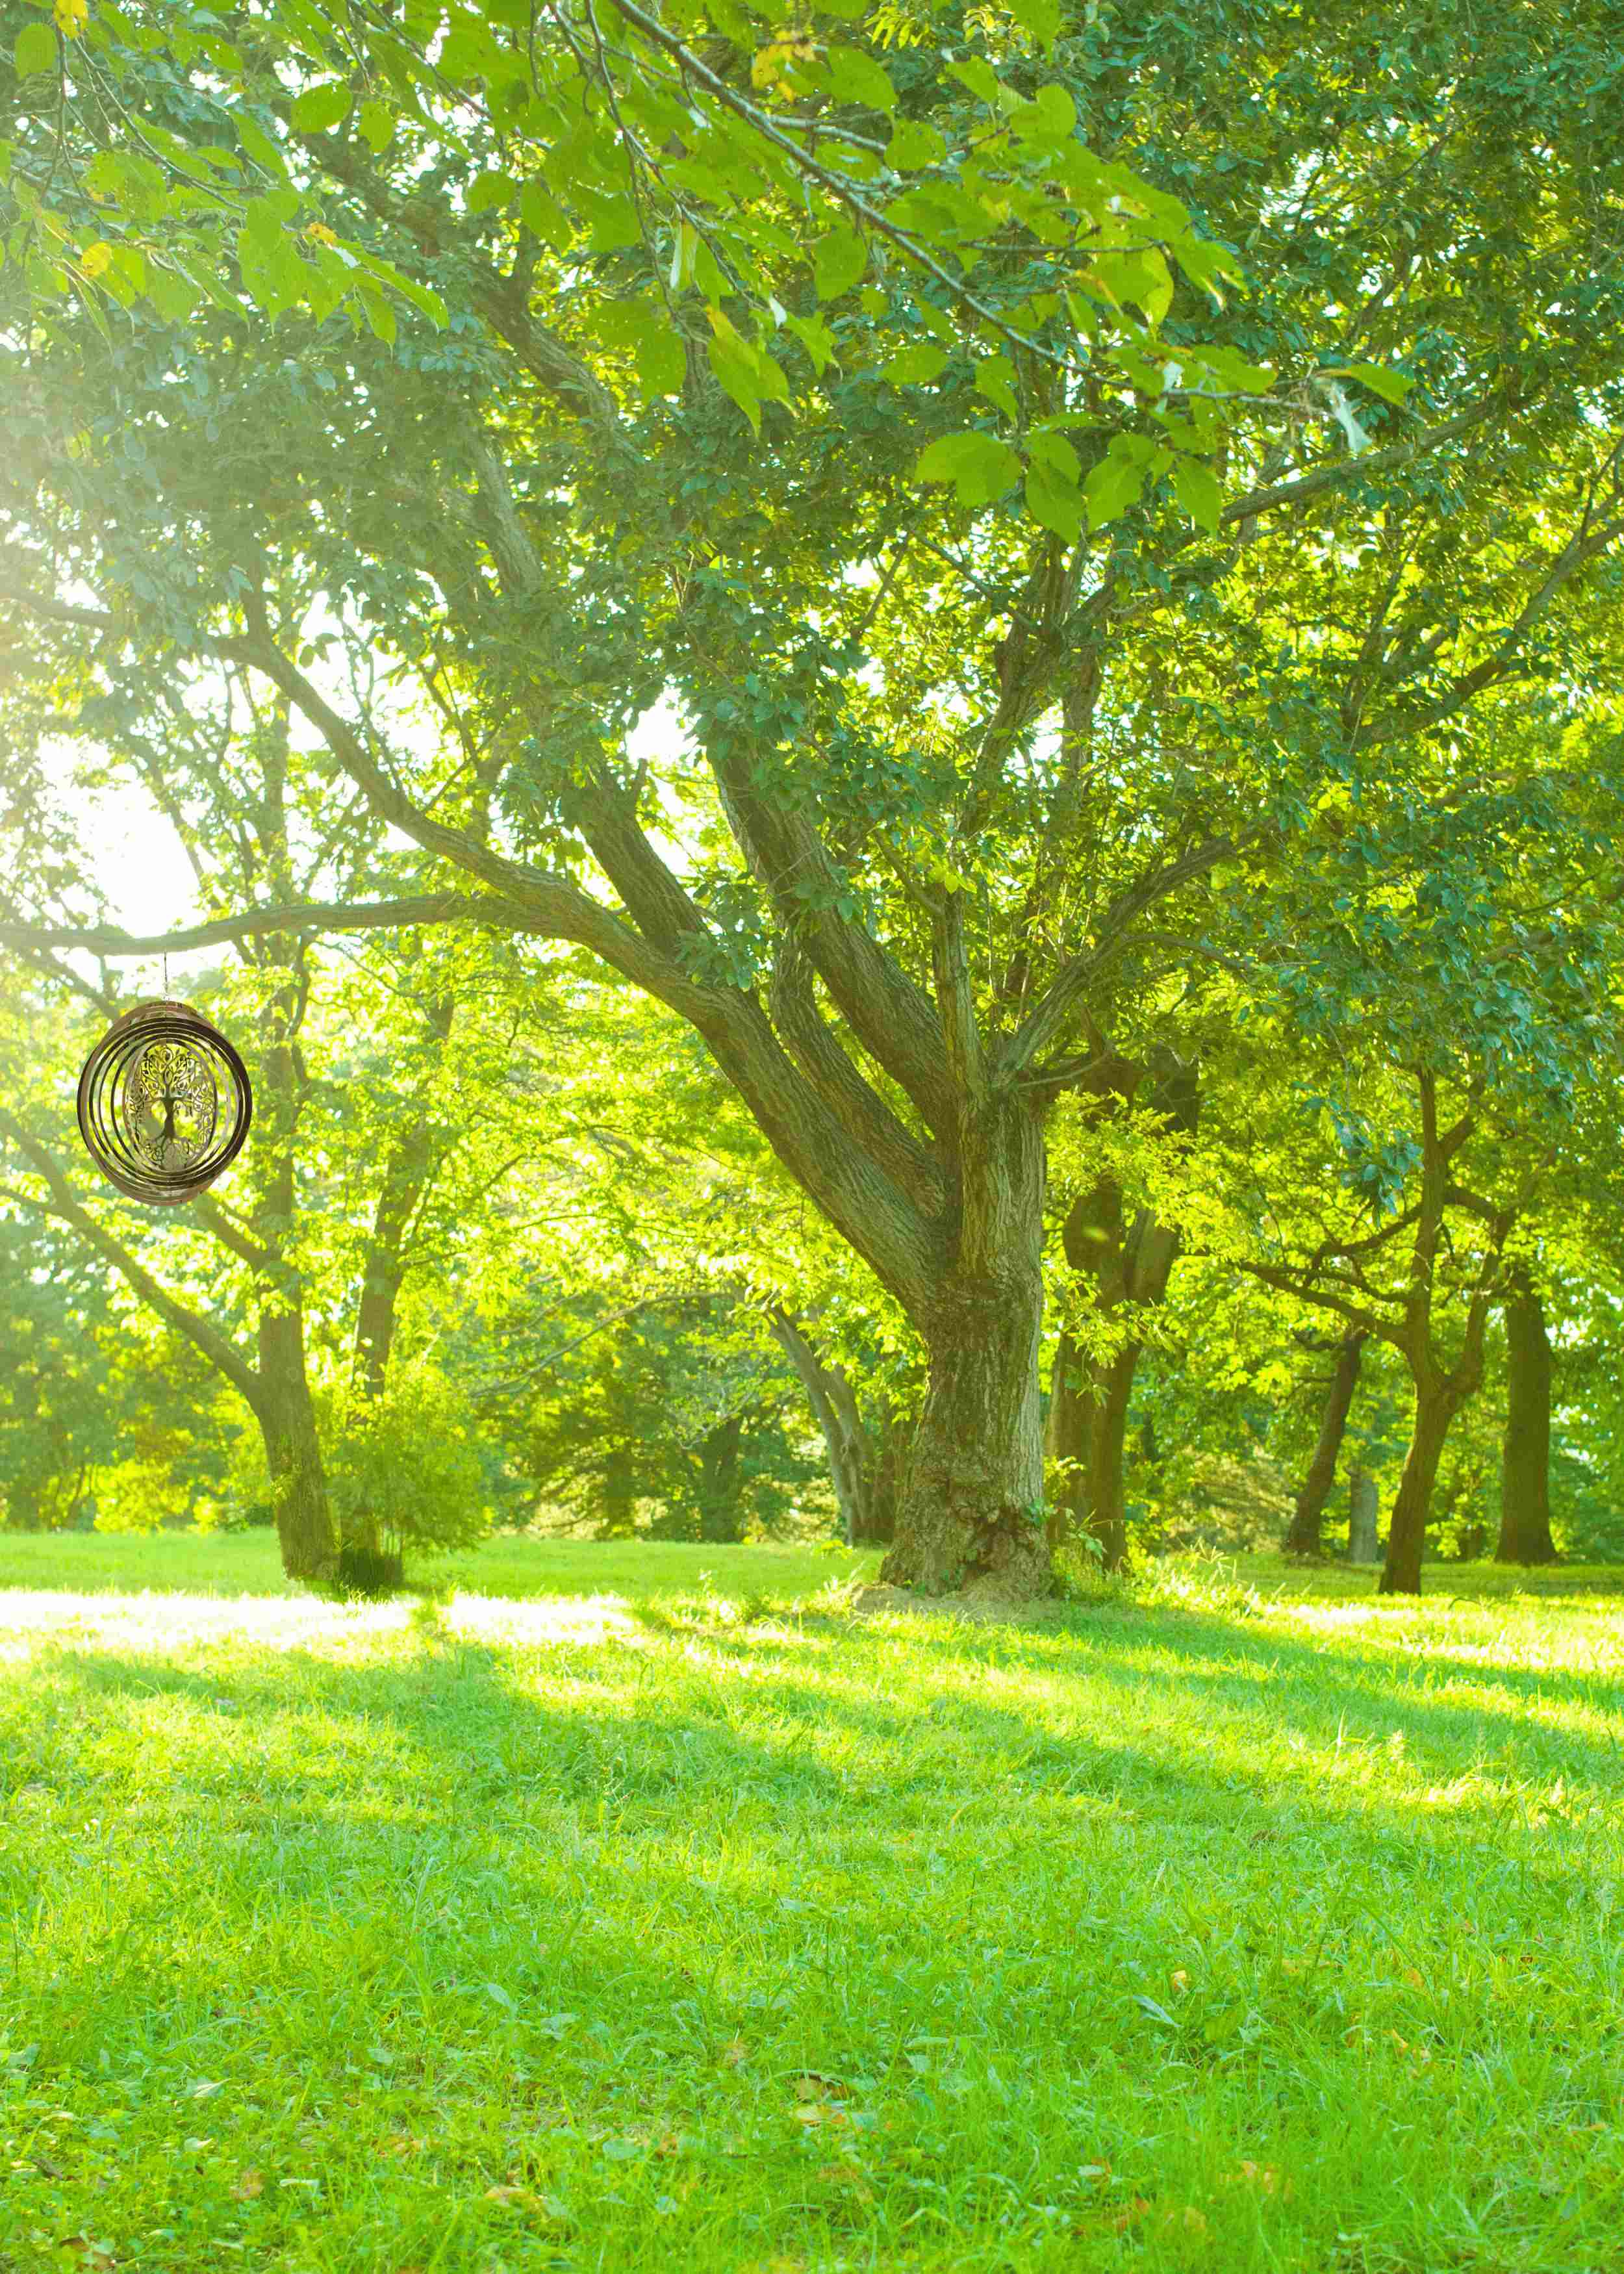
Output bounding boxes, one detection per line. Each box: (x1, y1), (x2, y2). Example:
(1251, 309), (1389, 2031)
(0, 1542), (1620, 2271)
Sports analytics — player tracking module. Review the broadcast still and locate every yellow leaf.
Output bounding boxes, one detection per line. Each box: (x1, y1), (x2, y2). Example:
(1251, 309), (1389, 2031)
(229, 2169), (264, 2201)
(81, 243), (115, 280)
(54, 0), (89, 38)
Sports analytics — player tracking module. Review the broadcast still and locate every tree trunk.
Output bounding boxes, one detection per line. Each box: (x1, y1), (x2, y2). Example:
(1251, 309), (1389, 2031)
(255, 1307), (338, 1582)
(599, 1450), (639, 1539)
(880, 1092), (1050, 1599)
(696, 1413), (745, 1542)
(1046, 1333), (1139, 1570)
(1045, 1054), (1196, 1573)
(1347, 1467), (1380, 1564)
(1497, 1270), (1557, 1565)
(768, 1309), (894, 1546)
(865, 1416), (902, 1544)
(1379, 1379), (1457, 1595)
(881, 1269), (1048, 1596)
(1286, 1331), (1366, 1554)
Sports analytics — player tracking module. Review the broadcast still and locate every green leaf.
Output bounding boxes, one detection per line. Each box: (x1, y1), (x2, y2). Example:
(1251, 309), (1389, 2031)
(1012, 84), (1075, 141)
(1083, 436), (1154, 529)
(885, 341), (949, 385)
(357, 100), (396, 155)
(598, 296), (687, 400)
(785, 311), (837, 376)
(824, 45), (896, 113)
(519, 179), (570, 251)
(914, 429), (1022, 508)
(14, 23), (57, 77)
(1171, 455), (1223, 533)
(888, 119), (946, 170)
(1006, 0), (1063, 45)
(235, 112), (288, 183)
(813, 225), (866, 301)
(359, 283), (398, 344)
(946, 57), (1002, 107)
(1025, 460), (1082, 543)
(974, 354), (1019, 421)
(292, 82), (351, 134)
(466, 170), (517, 215)
(1328, 361), (1415, 406)
(1028, 429), (1080, 483)
(707, 331), (763, 434)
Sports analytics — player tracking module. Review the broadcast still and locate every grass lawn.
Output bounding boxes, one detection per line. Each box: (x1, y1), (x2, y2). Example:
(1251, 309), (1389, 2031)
(1, 1539), (1621, 2272)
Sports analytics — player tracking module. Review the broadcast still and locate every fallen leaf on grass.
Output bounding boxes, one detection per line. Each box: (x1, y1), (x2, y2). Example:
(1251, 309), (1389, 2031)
(1073, 2195), (1149, 2238)
(1158, 2205), (1210, 2237)
(721, 2038), (749, 2067)
(228, 2169), (263, 2201)
(791, 2072), (850, 2101)
(793, 2101), (849, 2128)
(815, 2160), (874, 2201)
(1169, 1971), (1190, 1994)
(485, 2185), (538, 2208)
(1225, 2162), (1280, 2195)
(56, 2242), (116, 2271)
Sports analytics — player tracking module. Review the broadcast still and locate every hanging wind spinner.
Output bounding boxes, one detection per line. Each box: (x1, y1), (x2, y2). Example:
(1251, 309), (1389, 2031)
(77, 999), (253, 1206)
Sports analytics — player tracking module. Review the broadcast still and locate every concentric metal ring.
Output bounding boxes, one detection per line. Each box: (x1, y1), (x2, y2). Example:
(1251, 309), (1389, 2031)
(77, 999), (252, 1207)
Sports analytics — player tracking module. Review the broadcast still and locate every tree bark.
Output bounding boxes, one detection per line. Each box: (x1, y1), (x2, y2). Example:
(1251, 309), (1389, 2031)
(1379, 1375), (1458, 1595)
(882, 1266), (1048, 1596)
(1497, 1268), (1557, 1565)
(768, 1310), (896, 1545)
(1046, 1334), (1139, 1570)
(1045, 1056), (1195, 1572)
(1286, 1331), (1367, 1554)
(255, 1306), (338, 1581)
(696, 1413), (745, 1541)
(879, 1080), (1048, 1595)
(1347, 1467), (1380, 1563)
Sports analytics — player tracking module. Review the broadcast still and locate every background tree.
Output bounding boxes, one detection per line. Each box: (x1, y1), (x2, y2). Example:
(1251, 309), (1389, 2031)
(6, 0), (1624, 1597)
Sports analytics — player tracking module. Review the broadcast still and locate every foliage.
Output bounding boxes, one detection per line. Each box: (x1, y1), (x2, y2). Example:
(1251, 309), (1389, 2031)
(1, 0), (1254, 541)
(323, 1359), (491, 1560)
(517, 1294), (830, 1540)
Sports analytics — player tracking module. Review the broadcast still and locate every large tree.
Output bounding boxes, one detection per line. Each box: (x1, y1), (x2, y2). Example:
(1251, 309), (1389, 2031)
(5, 0), (1623, 1595)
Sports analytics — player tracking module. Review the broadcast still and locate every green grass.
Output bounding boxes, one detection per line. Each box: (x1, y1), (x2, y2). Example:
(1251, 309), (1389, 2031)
(0, 1527), (876, 1602)
(1, 1540), (1621, 2273)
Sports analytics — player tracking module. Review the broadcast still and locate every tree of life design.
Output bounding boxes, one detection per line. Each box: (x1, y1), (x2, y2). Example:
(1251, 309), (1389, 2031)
(125, 1039), (218, 1173)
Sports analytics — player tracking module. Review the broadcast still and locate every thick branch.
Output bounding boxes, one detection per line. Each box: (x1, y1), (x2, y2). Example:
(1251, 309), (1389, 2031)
(0, 1112), (262, 1408)
(0, 893), (524, 959)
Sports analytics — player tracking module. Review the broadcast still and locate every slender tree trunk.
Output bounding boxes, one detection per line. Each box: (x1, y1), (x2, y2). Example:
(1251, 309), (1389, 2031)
(1379, 1377), (1458, 1595)
(1047, 1334), (1139, 1569)
(1498, 1270), (1557, 1565)
(882, 1097), (1048, 1598)
(1045, 1055), (1196, 1573)
(1286, 1331), (1367, 1554)
(696, 1414), (745, 1542)
(345, 1111), (443, 1560)
(1347, 1467), (1380, 1563)
(600, 1451), (639, 1539)
(769, 1309), (890, 1546)
(865, 1415), (902, 1544)
(255, 1307), (337, 1581)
